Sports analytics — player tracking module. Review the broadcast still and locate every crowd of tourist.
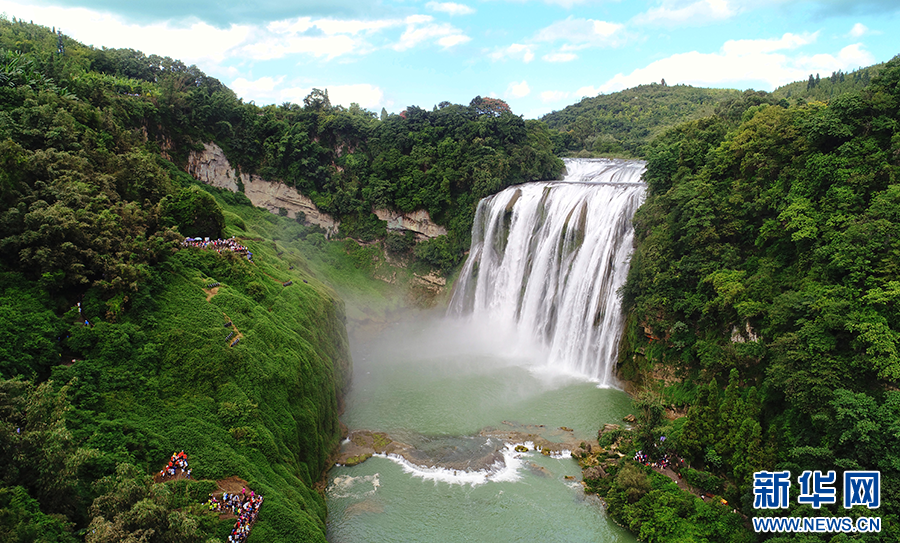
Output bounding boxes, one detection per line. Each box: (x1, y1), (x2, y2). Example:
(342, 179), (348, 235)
(633, 450), (684, 471)
(206, 488), (264, 543)
(182, 237), (253, 261)
(158, 450), (191, 480)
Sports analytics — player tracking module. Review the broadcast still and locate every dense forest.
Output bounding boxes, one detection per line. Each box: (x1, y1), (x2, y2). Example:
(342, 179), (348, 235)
(542, 66), (883, 160)
(772, 64), (886, 103)
(87, 47), (563, 271)
(3, 11), (900, 543)
(541, 83), (743, 157)
(607, 54), (900, 541)
(0, 17), (560, 542)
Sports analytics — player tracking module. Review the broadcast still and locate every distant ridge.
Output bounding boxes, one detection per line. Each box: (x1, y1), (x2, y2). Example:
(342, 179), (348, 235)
(542, 59), (889, 159)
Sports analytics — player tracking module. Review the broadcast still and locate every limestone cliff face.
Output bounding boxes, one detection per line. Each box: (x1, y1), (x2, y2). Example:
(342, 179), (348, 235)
(187, 142), (339, 236)
(373, 208), (448, 239)
(187, 142), (449, 241)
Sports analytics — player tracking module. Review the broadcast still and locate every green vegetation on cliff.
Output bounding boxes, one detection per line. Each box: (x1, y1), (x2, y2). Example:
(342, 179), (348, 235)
(0, 17), (434, 542)
(541, 83), (743, 157)
(0, 15), (566, 541)
(541, 65), (886, 161)
(617, 54), (900, 541)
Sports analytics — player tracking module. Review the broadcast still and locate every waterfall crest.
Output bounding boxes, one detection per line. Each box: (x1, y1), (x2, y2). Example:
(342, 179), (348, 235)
(448, 158), (646, 386)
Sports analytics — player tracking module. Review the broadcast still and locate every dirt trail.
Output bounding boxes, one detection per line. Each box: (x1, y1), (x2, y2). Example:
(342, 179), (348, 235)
(203, 286), (219, 301)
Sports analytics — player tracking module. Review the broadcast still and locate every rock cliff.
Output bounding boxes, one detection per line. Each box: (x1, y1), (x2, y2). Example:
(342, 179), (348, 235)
(188, 142), (449, 241)
(373, 208), (448, 239)
(187, 142), (340, 236)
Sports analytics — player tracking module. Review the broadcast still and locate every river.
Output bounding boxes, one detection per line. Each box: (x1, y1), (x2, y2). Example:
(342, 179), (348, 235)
(326, 159), (645, 543)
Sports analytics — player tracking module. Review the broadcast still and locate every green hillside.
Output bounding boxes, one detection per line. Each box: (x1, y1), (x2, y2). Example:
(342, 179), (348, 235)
(541, 83), (743, 157)
(772, 63), (886, 103)
(610, 54), (900, 540)
(0, 16), (555, 542)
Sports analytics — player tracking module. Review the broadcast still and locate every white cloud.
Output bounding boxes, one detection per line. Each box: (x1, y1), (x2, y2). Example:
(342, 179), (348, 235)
(541, 90), (570, 103)
(534, 17), (626, 48)
(230, 76), (285, 97)
(240, 34), (359, 61)
(324, 84), (386, 109)
(597, 36), (876, 93)
(507, 80), (531, 98)
(406, 14), (435, 25)
(721, 32), (817, 55)
(394, 17), (469, 50)
(634, 0), (738, 26)
(254, 15), (409, 60)
(539, 0), (599, 7)
(575, 85), (602, 98)
(849, 23), (869, 37)
(426, 2), (476, 16)
(438, 34), (472, 47)
(315, 18), (401, 35)
(0, 1), (253, 65)
(490, 44), (535, 63)
(230, 77), (385, 109)
(543, 52), (578, 62)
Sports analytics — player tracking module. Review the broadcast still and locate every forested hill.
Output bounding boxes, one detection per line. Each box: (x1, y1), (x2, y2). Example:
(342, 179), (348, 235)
(541, 83), (743, 157)
(0, 16), (562, 542)
(612, 54), (900, 540)
(1, 16), (563, 275)
(541, 63), (886, 160)
(771, 62), (886, 103)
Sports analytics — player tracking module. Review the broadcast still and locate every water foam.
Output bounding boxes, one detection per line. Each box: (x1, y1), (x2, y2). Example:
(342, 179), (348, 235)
(327, 473), (381, 499)
(376, 442), (533, 487)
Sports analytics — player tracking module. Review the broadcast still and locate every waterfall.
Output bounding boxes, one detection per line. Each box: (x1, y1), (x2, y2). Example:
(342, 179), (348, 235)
(448, 158), (646, 386)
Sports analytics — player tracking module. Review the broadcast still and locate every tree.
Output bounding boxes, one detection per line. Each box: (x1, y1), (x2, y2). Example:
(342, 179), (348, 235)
(469, 96), (512, 117)
(161, 186), (225, 239)
(303, 88), (331, 111)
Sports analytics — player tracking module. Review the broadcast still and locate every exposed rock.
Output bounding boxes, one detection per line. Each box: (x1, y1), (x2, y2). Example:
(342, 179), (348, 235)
(528, 462), (551, 477)
(373, 208), (447, 239)
(623, 414), (636, 423)
(187, 142), (339, 236)
(601, 423), (621, 435)
(411, 271), (446, 288)
(731, 321), (760, 343)
(571, 447), (586, 459)
(582, 465), (608, 480)
(504, 189), (522, 213)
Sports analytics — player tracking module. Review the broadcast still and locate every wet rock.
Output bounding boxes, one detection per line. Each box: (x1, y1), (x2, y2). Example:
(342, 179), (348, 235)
(571, 448), (586, 459)
(342, 453), (372, 466)
(583, 465), (608, 480)
(515, 445), (529, 453)
(601, 423), (621, 434)
(528, 463), (551, 477)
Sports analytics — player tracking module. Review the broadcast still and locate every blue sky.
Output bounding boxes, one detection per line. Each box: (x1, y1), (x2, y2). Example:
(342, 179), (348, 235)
(2, 0), (898, 118)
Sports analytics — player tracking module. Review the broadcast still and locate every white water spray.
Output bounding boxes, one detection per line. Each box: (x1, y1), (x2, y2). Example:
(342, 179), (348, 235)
(448, 158), (646, 386)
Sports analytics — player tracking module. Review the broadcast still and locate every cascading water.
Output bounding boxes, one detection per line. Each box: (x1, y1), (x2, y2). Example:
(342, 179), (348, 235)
(326, 158), (644, 543)
(448, 158), (646, 386)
